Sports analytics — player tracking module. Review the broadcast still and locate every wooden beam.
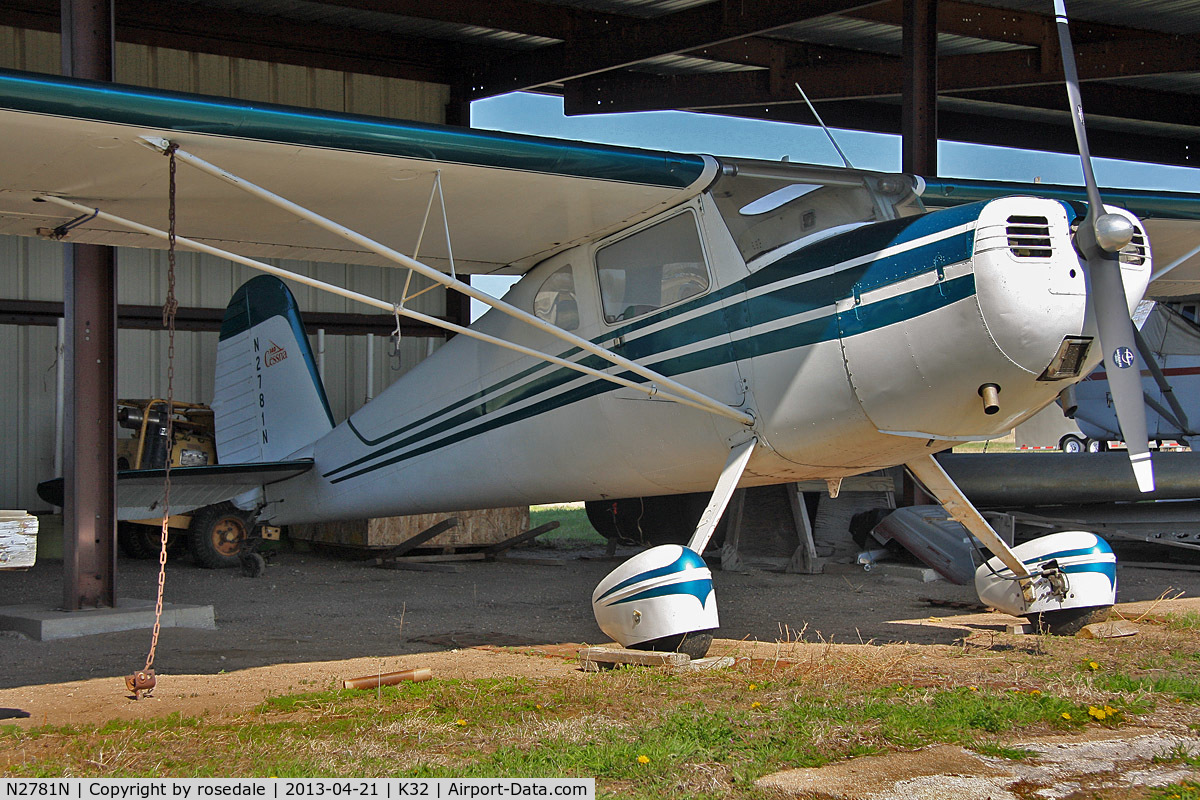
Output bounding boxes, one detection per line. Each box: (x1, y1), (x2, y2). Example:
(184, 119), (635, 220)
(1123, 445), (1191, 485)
(465, 0), (890, 100)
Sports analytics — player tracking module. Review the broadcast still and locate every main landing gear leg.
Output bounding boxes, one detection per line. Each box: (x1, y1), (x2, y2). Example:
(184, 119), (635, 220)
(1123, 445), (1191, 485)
(591, 437), (758, 660)
(905, 455), (1116, 635)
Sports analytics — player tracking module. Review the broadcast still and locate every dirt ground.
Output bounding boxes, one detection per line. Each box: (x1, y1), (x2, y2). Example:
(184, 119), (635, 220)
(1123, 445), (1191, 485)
(2, 539), (1200, 730)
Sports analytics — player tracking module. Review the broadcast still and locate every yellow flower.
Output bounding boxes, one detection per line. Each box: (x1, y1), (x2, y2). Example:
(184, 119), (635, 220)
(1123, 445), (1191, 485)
(1061, 712), (1072, 720)
(535, 704), (543, 710)
(748, 683), (758, 690)
(1029, 689), (1042, 696)
(751, 701), (762, 709)
(1104, 705), (1117, 715)
(1088, 661), (1100, 671)
(637, 755), (650, 765)
(1088, 706), (1106, 720)
(456, 718), (467, 726)
(968, 686), (978, 692)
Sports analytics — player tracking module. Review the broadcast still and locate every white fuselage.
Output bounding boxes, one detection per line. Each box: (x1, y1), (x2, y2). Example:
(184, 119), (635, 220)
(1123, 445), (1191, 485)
(261, 167), (1152, 525)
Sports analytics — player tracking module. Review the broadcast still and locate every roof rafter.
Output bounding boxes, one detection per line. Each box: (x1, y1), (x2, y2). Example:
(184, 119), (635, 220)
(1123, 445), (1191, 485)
(564, 32), (1200, 112)
(463, 0), (890, 100)
(725, 99), (1197, 168)
(847, 0), (1143, 48)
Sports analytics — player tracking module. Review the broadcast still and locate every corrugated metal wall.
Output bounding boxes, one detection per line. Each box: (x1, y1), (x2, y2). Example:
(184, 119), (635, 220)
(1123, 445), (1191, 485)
(0, 26), (452, 510)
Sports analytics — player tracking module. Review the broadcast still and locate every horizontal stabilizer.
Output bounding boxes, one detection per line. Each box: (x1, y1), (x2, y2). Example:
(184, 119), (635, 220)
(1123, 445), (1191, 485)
(37, 460), (312, 521)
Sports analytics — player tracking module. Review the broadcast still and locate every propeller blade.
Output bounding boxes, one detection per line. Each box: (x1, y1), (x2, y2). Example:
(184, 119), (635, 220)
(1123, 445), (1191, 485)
(1053, 0), (1154, 492)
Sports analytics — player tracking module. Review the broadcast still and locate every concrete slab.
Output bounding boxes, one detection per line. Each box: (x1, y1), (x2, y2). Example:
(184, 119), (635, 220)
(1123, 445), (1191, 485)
(872, 562), (944, 583)
(0, 597), (215, 641)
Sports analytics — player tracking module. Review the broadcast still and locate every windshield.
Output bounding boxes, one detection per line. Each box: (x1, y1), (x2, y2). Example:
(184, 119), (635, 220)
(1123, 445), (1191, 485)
(710, 159), (925, 264)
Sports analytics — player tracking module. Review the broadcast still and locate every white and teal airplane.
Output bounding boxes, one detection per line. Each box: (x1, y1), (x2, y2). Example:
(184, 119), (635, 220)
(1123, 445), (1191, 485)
(10, 7), (1195, 653)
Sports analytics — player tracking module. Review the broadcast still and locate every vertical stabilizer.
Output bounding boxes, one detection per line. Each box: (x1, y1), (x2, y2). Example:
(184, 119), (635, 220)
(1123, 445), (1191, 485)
(213, 275), (334, 463)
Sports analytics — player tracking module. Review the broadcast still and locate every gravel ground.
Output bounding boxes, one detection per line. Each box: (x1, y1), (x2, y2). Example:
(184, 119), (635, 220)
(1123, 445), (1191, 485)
(3, 537), (1199, 691)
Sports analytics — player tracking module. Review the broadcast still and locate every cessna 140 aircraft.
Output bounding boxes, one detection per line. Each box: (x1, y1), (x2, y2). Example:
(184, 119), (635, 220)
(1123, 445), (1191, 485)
(10, 3), (1181, 655)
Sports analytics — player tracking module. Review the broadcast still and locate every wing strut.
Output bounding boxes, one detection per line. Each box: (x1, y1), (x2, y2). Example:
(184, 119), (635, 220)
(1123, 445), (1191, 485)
(135, 137), (753, 427)
(686, 436), (758, 556)
(40, 194), (748, 425)
(905, 455), (1032, 583)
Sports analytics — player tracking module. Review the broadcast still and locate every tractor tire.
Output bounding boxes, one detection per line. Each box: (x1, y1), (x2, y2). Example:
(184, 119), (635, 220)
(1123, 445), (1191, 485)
(188, 502), (255, 569)
(117, 523), (159, 559)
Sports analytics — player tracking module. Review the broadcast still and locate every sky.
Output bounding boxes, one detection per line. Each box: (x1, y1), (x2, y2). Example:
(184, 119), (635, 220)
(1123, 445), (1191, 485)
(466, 91), (1200, 314)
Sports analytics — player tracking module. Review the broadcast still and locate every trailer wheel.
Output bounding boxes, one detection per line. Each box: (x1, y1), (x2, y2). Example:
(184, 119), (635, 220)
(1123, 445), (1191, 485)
(1086, 439), (1108, 453)
(1059, 435), (1086, 454)
(189, 502), (255, 569)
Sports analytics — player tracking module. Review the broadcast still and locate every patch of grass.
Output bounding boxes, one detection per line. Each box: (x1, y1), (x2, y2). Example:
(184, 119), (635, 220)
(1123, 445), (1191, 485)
(1095, 671), (1200, 704)
(1148, 781), (1200, 800)
(1163, 611), (1200, 632)
(972, 743), (1037, 760)
(530, 503), (605, 549)
(1154, 743), (1200, 768)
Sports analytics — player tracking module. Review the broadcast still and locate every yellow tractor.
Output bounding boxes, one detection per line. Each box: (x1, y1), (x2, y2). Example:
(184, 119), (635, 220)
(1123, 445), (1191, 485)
(116, 399), (256, 569)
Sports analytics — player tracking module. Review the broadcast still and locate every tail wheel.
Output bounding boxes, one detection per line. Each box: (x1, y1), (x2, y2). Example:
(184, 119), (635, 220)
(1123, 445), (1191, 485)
(630, 630), (715, 660)
(1027, 605), (1112, 636)
(188, 502), (255, 569)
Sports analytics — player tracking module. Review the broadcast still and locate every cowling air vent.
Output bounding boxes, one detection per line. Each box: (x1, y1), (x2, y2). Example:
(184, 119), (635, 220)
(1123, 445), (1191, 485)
(1007, 215), (1052, 258)
(1120, 226), (1147, 266)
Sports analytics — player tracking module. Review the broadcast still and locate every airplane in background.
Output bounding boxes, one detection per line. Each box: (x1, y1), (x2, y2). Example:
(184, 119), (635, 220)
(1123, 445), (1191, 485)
(1061, 301), (1199, 452)
(11, 3), (1198, 656)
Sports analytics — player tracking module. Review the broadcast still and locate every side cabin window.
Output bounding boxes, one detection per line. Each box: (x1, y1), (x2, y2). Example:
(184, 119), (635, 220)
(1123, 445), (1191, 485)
(595, 212), (710, 324)
(533, 264), (579, 331)
(709, 160), (924, 265)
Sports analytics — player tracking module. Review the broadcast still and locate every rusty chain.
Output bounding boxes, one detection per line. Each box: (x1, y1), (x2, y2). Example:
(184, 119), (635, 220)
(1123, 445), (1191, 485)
(128, 144), (179, 700)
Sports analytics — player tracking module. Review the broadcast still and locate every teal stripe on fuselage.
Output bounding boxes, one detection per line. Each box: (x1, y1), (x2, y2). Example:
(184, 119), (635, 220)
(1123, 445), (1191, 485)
(324, 205), (986, 482)
(325, 274), (978, 484)
(336, 202), (987, 457)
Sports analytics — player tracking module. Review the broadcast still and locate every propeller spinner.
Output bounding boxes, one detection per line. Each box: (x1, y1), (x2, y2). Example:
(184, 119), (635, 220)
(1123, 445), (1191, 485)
(1053, 0), (1154, 492)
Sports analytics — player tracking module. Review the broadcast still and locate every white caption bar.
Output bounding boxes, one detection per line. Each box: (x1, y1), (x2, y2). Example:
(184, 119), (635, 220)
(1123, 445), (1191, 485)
(1, 780), (594, 800)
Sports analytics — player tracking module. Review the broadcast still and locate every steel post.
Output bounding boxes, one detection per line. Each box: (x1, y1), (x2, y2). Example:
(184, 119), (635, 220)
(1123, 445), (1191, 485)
(901, 0), (938, 176)
(61, 0), (117, 610)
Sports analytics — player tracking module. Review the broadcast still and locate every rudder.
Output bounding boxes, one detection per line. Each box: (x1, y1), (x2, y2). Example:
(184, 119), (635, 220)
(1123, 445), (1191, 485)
(213, 275), (334, 464)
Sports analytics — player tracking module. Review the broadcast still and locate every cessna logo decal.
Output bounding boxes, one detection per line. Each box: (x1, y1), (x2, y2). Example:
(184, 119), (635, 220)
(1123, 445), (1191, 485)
(265, 341), (288, 368)
(1112, 346), (1135, 369)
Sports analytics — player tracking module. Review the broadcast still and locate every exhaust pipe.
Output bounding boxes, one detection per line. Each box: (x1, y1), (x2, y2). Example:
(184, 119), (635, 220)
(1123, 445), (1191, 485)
(978, 383), (1001, 416)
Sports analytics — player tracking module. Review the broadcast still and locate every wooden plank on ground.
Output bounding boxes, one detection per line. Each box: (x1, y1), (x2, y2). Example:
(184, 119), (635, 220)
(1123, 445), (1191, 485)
(374, 517), (459, 564)
(577, 646), (690, 670)
(377, 561), (466, 573)
(385, 552), (486, 563)
(0, 511), (37, 570)
(1077, 620), (1139, 639)
(483, 520), (560, 556)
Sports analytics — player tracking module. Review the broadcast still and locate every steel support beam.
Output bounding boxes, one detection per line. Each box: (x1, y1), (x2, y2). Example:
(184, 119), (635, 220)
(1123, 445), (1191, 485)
(0, 298), (450, 337)
(901, 0), (937, 176)
(61, 0), (116, 610)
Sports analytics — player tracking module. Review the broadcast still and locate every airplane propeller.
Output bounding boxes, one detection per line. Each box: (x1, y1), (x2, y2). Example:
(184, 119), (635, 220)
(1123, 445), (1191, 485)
(1053, 0), (1154, 492)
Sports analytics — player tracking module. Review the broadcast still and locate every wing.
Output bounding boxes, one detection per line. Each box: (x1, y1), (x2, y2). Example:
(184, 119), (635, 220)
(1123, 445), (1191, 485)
(922, 178), (1200, 299)
(37, 460), (313, 520)
(0, 68), (716, 275)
